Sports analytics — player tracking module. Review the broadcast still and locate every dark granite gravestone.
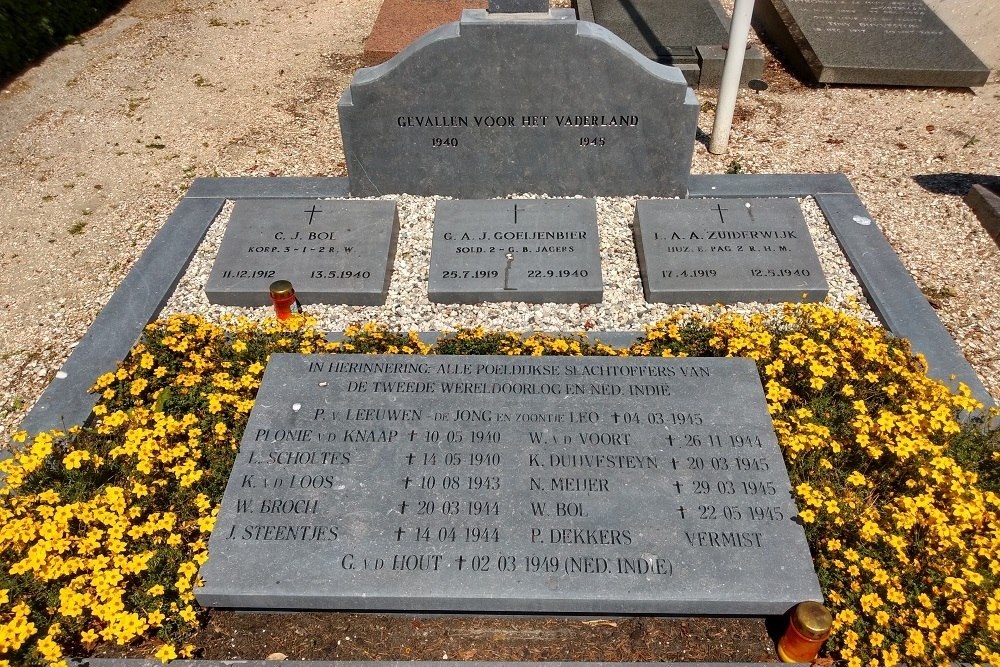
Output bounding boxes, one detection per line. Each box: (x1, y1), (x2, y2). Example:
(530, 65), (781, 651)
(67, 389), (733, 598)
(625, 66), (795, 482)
(579, 0), (764, 87)
(754, 0), (990, 87)
(196, 354), (822, 614)
(205, 200), (398, 306)
(339, 10), (698, 198)
(633, 198), (828, 304)
(429, 199), (602, 304)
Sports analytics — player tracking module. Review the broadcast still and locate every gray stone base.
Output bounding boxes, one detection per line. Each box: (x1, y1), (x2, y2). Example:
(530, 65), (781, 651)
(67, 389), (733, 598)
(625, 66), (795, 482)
(696, 45), (765, 88)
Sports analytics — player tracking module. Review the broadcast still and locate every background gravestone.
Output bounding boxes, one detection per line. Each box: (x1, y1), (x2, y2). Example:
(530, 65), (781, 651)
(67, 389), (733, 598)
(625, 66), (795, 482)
(429, 199), (602, 304)
(754, 0), (989, 87)
(340, 10), (698, 198)
(206, 200), (398, 306)
(633, 198), (828, 304)
(578, 0), (764, 87)
(196, 354), (822, 614)
(363, 0), (485, 66)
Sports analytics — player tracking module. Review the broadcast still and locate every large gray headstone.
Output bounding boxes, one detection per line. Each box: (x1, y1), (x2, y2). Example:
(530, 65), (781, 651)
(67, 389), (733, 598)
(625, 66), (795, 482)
(197, 354), (821, 614)
(206, 200), (399, 306)
(339, 10), (698, 198)
(754, 0), (989, 87)
(429, 199), (603, 303)
(633, 198), (828, 304)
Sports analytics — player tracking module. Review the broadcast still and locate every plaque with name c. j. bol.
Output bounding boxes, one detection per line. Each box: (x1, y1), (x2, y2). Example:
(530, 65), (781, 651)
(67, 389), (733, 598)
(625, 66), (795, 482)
(196, 354), (821, 614)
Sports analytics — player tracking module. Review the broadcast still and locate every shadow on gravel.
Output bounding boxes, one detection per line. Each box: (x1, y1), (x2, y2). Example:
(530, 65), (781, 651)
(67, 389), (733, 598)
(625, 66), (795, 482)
(912, 172), (1000, 196)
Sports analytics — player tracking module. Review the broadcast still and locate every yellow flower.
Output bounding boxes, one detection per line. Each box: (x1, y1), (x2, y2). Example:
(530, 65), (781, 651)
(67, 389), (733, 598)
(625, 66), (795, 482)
(155, 643), (178, 662)
(846, 471), (867, 486)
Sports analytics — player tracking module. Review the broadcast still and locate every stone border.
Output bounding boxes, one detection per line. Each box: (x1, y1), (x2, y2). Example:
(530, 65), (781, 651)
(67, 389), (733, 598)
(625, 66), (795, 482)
(16, 174), (993, 440)
(965, 184), (1000, 246)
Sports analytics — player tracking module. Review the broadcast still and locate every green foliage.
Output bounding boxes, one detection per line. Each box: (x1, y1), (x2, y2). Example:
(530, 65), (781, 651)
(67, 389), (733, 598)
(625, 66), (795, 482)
(947, 413), (1000, 494)
(0, 0), (128, 81)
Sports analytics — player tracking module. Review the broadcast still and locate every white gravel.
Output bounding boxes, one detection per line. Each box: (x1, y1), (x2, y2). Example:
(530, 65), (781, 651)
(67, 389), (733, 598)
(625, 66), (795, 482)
(161, 195), (879, 332)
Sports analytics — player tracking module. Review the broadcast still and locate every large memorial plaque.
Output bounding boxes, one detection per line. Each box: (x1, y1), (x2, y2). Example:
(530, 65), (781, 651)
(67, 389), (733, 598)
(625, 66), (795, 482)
(633, 198), (828, 304)
(197, 354), (821, 614)
(205, 200), (399, 306)
(429, 199), (602, 304)
(339, 10), (698, 198)
(754, 0), (989, 87)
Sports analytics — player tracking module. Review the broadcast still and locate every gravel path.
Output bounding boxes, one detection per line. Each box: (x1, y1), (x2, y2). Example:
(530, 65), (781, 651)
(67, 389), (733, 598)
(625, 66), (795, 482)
(1, 0), (997, 441)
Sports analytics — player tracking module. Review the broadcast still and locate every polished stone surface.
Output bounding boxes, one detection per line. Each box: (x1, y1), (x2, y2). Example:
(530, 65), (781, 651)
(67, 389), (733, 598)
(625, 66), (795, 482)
(206, 199), (398, 306)
(197, 354), (820, 614)
(429, 199), (602, 304)
(754, 0), (989, 87)
(633, 198), (828, 304)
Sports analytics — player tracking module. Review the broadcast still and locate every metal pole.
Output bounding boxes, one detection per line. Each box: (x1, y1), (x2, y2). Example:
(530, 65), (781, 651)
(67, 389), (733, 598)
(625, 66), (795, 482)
(709, 0), (755, 154)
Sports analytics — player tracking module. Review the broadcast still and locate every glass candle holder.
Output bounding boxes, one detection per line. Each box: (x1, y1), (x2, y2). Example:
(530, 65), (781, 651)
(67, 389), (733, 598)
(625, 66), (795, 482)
(268, 280), (301, 320)
(778, 601), (832, 663)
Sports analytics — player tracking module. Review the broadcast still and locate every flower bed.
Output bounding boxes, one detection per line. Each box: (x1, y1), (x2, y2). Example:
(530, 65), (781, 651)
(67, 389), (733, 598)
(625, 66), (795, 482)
(1, 305), (997, 666)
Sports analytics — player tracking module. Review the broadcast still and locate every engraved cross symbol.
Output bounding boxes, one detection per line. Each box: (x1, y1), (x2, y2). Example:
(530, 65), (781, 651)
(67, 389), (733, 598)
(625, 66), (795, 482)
(304, 204), (323, 225)
(513, 203), (524, 225)
(712, 203), (728, 224)
(677, 506), (687, 519)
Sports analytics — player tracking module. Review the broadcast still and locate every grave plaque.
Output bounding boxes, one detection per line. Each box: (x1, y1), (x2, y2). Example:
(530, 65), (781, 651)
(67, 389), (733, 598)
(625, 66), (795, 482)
(429, 199), (602, 304)
(339, 10), (698, 198)
(633, 198), (828, 304)
(206, 200), (399, 306)
(754, 0), (989, 87)
(197, 354), (822, 614)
